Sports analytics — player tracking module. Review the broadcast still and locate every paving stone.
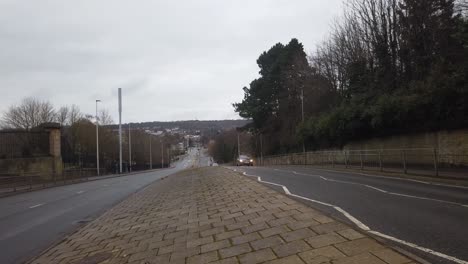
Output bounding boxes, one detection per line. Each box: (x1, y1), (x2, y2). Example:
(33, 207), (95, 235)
(335, 238), (385, 256)
(305, 232), (346, 248)
(259, 225), (290, 238)
(187, 236), (214, 248)
(272, 240), (311, 258)
(371, 249), (412, 264)
(311, 222), (349, 235)
(336, 229), (365, 240)
(287, 220), (320, 231)
(333, 252), (387, 264)
(216, 230), (242, 241)
(241, 222), (269, 234)
(31, 167), (415, 264)
(200, 227), (225, 237)
(250, 235), (285, 250)
(238, 248), (277, 264)
(280, 228), (317, 242)
(210, 257), (239, 264)
(200, 240), (231, 253)
(231, 232), (261, 245)
(226, 221), (252, 231)
(298, 246), (346, 263)
(187, 251), (218, 264)
(265, 255), (306, 264)
(219, 243), (252, 258)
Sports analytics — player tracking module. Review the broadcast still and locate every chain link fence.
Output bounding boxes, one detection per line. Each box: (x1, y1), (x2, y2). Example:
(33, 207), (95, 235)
(262, 148), (468, 179)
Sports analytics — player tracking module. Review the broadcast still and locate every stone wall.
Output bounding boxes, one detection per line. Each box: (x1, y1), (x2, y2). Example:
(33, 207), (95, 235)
(0, 157), (62, 180)
(262, 129), (468, 169)
(344, 129), (468, 166)
(0, 123), (63, 179)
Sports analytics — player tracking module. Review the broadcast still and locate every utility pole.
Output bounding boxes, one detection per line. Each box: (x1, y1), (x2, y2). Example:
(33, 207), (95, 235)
(301, 87), (306, 154)
(167, 148), (170, 167)
(118, 88), (123, 174)
(128, 123), (131, 172)
(161, 139), (164, 168)
(149, 136), (152, 169)
(95, 99), (101, 176)
(237, 132), (241, 158)
(260, 133), (263, 166)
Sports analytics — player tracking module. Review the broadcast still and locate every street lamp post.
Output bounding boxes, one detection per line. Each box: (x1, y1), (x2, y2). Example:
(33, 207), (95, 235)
(301, 87), (306, 155)
(128, 123), (131, 172)
(161, 139), (164, 168)
(260, 133), (263, 166)
(149, 136), (152, 170)
(118, 88), (123, 174)
(237, 133), (241, 158)
(95, 99), (101, 176)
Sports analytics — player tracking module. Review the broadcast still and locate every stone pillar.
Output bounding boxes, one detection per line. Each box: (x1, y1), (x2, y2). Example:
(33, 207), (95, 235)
(41, 123), (63, 179)
(49, 128), (61, 158)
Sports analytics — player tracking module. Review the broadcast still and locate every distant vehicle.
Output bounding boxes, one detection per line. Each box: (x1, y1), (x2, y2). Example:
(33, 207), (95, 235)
(236, 155), (253, 166)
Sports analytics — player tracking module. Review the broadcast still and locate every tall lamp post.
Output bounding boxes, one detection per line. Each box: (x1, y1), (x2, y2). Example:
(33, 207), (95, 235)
(149, 136), (152, 169)
(95, 99), (101, 176)
(161, 139), (164, 168)
(301, 87), (306, 156)
(128, 123), (132, 172)
(118, 88), (122, 174)
(237, 132), (241, 158)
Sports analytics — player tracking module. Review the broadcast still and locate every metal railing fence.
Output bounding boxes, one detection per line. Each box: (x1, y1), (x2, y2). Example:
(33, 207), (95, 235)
(261, 148), (468, 179)
(0, 131), (50, 159)
(0, 167), (107, 196)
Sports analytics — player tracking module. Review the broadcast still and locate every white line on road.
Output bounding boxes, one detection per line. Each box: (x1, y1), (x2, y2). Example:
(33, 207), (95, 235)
(314, 167), (468, 190)
(369, 231), (468, 264)
(76, 191), (84, 194)
(233, 168), (468, 264)
(29, 203), (44, 209)
(275, 168), (468, 208)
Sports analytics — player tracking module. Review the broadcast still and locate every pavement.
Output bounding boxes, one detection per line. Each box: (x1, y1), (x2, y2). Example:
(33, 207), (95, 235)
(31, 167), (416, 264)
(0, 149), (204, 264)
(230, 166), (468, 264)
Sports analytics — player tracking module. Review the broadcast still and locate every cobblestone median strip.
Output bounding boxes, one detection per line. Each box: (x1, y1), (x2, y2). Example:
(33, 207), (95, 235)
(31, 167), (418, 264)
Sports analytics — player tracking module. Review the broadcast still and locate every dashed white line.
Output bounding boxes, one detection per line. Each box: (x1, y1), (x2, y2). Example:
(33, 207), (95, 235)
(233, 168), (468, 264)
(76, 191), (84, 194)
(311, 167), (468, 190)
(29, 203), (44, 209)
(275, 168), (468, 208)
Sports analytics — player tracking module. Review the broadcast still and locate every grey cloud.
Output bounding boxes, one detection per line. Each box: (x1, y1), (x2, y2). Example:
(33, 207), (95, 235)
(0, 0), (343, 122)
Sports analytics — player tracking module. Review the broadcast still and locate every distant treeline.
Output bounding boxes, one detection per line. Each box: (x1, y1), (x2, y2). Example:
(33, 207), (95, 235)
(234, 0), (468, 155)
(107, 120), (251, 134)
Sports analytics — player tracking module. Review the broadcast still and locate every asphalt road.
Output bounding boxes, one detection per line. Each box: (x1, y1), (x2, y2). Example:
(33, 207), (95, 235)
(230, 165), (468, 264)
(0, 151), (199, 264)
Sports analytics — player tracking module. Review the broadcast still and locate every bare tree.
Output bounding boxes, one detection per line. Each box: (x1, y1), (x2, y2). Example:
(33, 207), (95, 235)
(68, 105), (82, 125)
(57, 106), (69, 126)
(98, 109), (114, 126)
(1, 97), (56, 130)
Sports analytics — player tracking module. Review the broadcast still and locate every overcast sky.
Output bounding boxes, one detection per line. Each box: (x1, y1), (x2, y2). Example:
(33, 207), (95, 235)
(0, 0), (343, 123)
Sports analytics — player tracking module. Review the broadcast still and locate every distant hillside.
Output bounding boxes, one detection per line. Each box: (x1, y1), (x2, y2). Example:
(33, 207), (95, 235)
(108, 120), (251, 135)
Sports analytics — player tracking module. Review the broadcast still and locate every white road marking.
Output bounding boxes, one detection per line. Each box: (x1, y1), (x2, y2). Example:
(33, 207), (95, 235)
(232, 168), (468, 264)
(313, 167), (468, 190)
(274, 168), (468, 208)
(76, 191), (84, 194)
(369, 231), (468, 264)
(29, 203), (44, 209)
